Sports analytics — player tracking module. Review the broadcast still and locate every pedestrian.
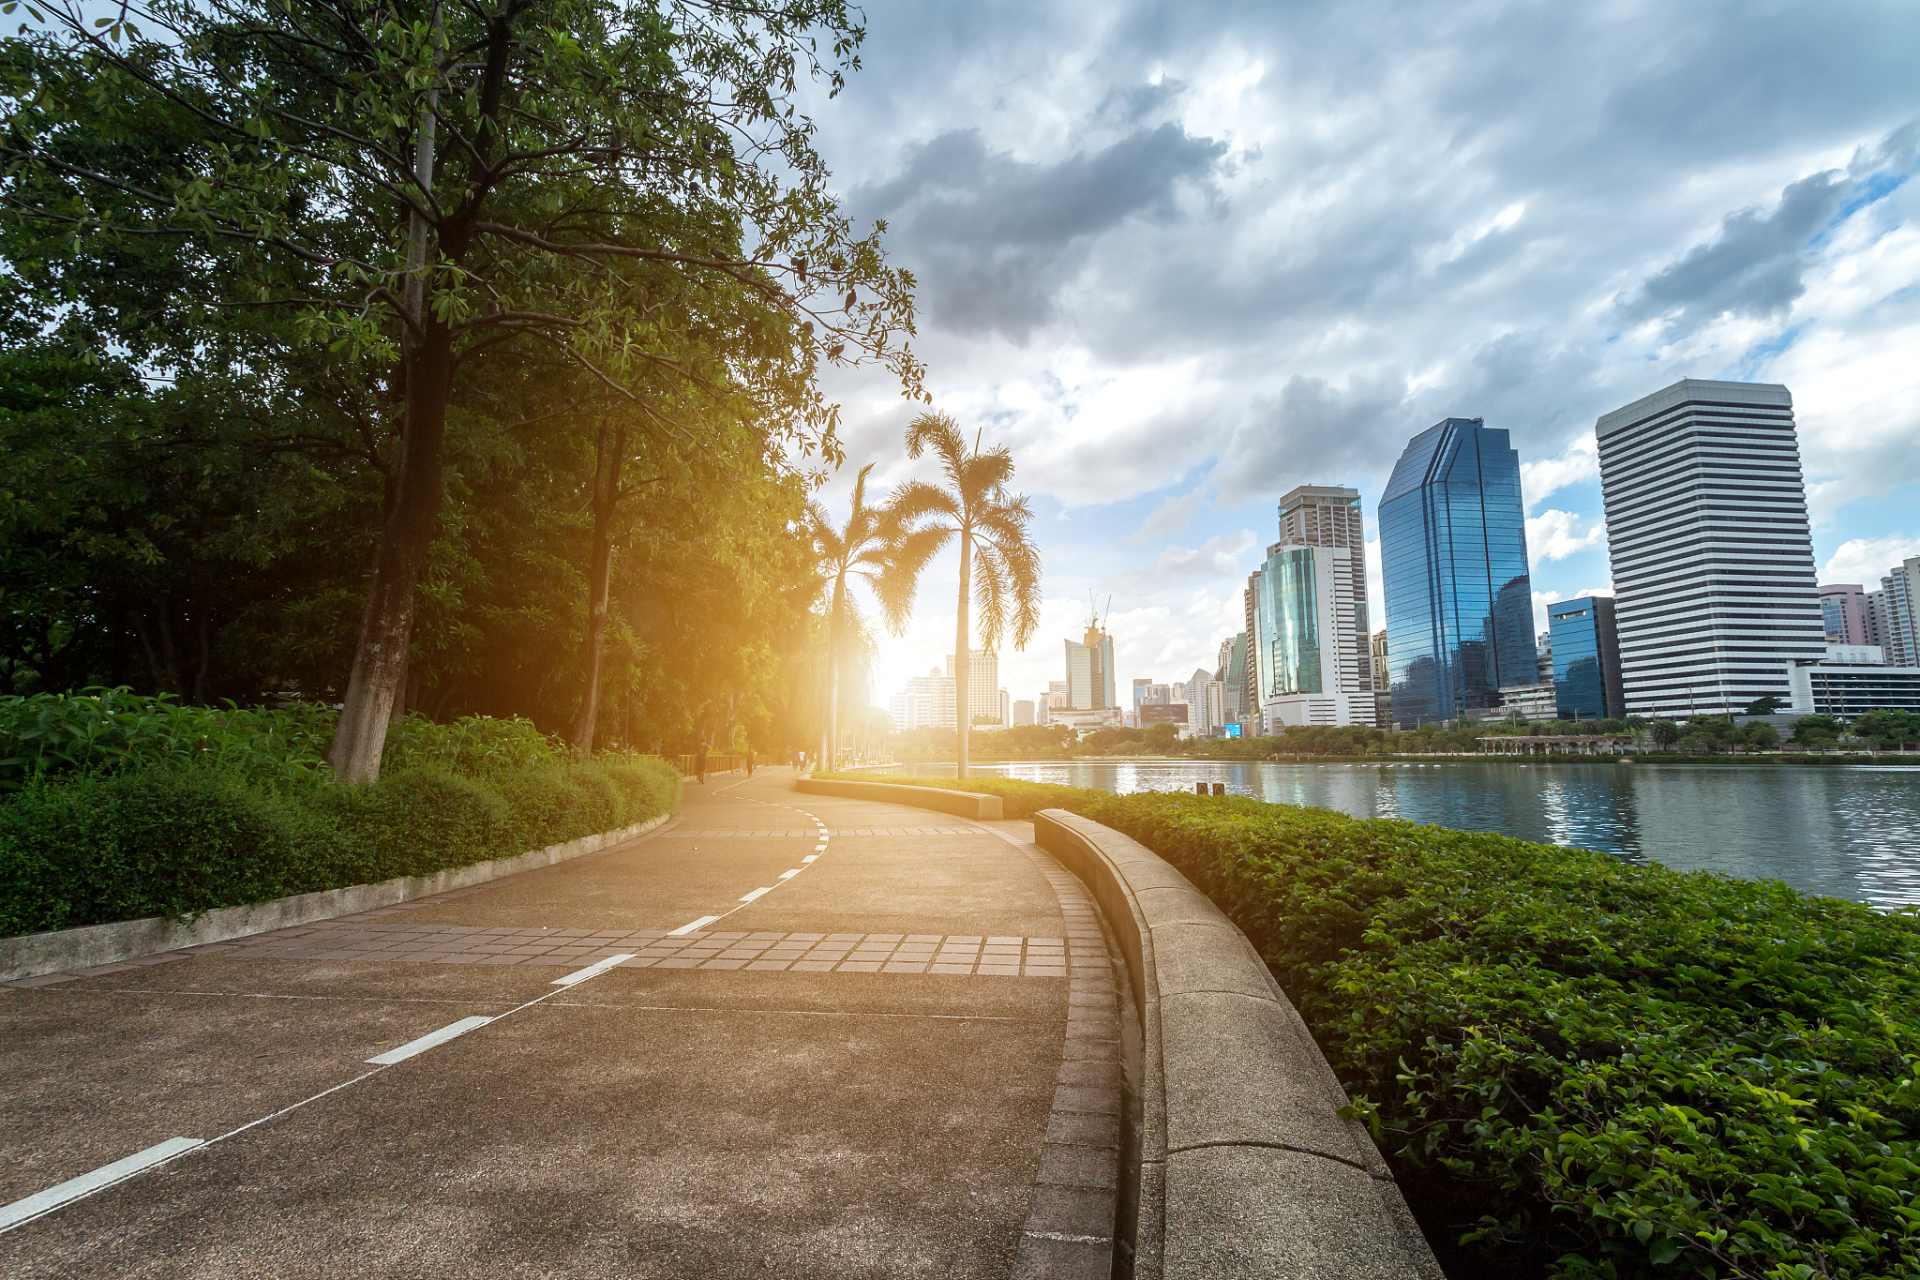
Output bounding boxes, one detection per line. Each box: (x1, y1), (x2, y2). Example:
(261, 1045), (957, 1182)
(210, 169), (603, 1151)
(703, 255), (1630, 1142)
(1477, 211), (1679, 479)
(696, 742), (708, 785)
(746, 748), (755, 777)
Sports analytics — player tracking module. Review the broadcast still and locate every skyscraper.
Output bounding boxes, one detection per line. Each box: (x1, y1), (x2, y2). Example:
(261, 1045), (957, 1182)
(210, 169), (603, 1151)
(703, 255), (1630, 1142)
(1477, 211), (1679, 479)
(1595, 380), (1824, 716)
(1819, 584), (1868, 646)
(1879, 559), (1920, 666)
(1549, 596), (1625, 721)
(1059, 617), (1118, 728)
(1378, 419), (1533, 727)
(946, 649), (1002, 726)
(1245, 485), (1375, 728)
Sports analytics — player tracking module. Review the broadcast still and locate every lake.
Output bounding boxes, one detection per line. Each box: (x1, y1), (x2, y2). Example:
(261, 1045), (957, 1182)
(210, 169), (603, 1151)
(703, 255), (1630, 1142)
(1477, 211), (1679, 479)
(876, 759), (1920, 909)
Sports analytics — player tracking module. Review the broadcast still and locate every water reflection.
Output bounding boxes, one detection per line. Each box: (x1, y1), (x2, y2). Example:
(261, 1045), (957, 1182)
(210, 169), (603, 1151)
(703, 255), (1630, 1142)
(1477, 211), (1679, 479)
(884, 761), (1920, 908)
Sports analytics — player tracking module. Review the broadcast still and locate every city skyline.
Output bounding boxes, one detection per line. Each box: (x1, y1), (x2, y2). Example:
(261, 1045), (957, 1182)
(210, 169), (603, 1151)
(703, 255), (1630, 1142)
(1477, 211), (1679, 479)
(791, 2), (1916, 711)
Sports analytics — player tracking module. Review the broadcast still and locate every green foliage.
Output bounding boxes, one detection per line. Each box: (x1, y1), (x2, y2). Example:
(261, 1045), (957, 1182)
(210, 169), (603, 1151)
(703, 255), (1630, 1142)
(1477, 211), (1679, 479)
(1855, 709), (1920, 750)
(1069, 789), (1920, 1280)
(813, 771), (1101, 819)
(1792, 716), (1843, 748)
(1745, 695), (1788, 716)
(0, 720), (682, 936)
(0, 688), (333, 792)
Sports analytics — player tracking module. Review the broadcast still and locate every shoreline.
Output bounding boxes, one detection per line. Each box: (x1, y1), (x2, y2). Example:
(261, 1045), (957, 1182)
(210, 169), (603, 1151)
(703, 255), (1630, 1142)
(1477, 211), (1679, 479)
(879, 753), (1920, 768)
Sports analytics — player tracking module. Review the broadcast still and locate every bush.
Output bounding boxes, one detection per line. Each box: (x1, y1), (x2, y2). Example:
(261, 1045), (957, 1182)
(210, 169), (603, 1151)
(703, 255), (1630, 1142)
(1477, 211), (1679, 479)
(0, 770), (312, 934)
(1072, 790), (1920, 1280)
(0, 753), (682, 937)
(814, 771), (1103, 819)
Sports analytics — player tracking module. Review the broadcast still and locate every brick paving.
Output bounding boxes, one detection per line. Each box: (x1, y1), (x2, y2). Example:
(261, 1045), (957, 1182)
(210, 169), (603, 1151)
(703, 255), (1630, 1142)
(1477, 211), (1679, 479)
(193, 921), (1086, 976)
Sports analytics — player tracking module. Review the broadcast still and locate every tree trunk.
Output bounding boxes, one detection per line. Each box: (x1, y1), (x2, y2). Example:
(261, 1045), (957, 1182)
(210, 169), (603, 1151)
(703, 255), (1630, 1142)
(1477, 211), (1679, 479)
(954, 530), (971, 779)
(824, 572), (844, 771)
(329, 39), (448, 785)
(328, 318), (456, 784)
(571, 417), (625, 754)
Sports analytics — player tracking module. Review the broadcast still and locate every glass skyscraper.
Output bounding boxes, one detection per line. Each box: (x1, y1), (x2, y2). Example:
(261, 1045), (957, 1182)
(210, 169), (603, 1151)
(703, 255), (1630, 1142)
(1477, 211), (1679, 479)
(1549, 596), (1625, 721)
(1379, 418), (1534, 727)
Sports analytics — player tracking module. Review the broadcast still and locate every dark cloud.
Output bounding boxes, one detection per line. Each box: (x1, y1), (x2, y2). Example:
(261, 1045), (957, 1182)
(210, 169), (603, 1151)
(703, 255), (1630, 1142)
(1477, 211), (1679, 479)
(1622, 172), (1848, 329)
(1209, 372), (1410, 504)
(848, 124), (1227, 341)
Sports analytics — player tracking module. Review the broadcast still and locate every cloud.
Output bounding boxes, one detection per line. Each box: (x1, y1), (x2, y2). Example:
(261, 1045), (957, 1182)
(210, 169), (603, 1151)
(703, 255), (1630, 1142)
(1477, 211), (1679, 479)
(848, 123), (1228, 342)
(1526, 510), (1607, 562)
(1131, 487), (1208, 541)
(1531, 591), (1562, 639)
(1210, 373), (1409, 505)
(1821, 534), (1920, 585)
(1101, 531), (1258, 598)
(1621, 171), (1848, 332)
(1520, 434), (1599, 513)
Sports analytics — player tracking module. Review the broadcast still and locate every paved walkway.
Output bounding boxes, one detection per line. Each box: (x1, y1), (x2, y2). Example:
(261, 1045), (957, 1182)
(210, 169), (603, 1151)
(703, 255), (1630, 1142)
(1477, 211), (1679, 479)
(0, 771), (1122, 1278)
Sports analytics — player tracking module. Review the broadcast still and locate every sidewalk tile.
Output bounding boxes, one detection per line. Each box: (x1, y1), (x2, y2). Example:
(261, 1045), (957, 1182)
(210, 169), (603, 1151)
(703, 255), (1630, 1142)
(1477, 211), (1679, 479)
(1037, 1145), (1118, 1190)
(836, 961), (882, 972)
(1046, 1112), (1121, 1148)
(882, 962), (928, 974)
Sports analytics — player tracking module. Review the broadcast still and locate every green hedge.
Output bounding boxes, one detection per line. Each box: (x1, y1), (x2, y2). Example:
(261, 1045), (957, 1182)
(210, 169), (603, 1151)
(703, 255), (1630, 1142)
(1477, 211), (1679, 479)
(814, 771), (1104, 818)
(0, 755), (682, 937)
(1068, 789), (1920, 1280)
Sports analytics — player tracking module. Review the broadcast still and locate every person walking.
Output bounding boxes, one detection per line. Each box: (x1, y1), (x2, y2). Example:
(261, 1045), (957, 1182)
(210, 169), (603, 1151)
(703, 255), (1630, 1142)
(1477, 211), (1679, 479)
(695, 742), (708, 785)
(746, 748), (755, 778)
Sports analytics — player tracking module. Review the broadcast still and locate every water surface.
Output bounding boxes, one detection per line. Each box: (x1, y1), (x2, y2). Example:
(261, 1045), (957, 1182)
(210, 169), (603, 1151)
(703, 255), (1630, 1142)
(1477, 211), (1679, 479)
(881, 760), (1920, 908)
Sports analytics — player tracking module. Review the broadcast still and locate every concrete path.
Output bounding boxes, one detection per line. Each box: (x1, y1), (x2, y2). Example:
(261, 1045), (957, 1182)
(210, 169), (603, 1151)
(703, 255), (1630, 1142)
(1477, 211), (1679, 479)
(0, 771), (1122, 1278)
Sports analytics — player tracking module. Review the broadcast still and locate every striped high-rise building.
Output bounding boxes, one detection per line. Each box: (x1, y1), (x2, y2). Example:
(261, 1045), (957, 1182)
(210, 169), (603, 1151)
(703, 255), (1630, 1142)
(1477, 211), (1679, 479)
(1595, 379), (1824, 717)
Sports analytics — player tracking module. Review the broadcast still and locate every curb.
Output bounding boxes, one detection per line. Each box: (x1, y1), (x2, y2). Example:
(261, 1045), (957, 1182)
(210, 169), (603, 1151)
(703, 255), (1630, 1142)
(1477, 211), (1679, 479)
(1033, 808), (1442, 1280)
(0, 812), (673, 983)
(795, 777), (1003, 820)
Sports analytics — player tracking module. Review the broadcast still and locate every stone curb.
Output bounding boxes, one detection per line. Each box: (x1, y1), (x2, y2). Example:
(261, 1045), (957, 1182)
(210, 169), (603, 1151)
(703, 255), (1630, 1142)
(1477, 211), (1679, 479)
(795, 777), (1004, 820)
(0, 812), (673, 983)
(1032, 808), (1443, 1280)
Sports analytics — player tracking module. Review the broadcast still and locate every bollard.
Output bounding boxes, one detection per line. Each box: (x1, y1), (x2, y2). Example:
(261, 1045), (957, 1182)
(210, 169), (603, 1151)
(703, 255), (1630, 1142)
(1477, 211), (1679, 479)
(1212, 782), (1226, 796)
(1194, 782), (1208, 796)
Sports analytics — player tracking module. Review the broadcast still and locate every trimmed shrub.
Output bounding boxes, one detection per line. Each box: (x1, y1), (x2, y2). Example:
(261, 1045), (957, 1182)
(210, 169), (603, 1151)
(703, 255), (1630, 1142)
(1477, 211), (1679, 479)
(1072, 789), (1920, 1280)
(0, 770), (311, 934)
(813, 771), (1103, 819)
(0, 753), (683, 937)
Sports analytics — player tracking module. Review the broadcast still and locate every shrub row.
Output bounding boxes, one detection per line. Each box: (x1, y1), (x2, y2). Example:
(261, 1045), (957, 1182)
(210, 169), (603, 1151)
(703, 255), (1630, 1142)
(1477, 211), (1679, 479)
(814, 771), (1104, 819)
(1063, 789), (1920, 1280)
(0, 755), (681, 937)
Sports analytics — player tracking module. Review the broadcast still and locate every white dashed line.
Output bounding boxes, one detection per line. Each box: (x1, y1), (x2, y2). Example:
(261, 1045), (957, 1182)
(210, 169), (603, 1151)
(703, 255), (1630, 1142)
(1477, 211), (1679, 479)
(802, 855), (818, 863)
(778, 869), (801, 880)
(551, 954), (636, 987)
(669, 916), (723, 936)
(0, 1138), (205, 1233)
(365, 1016), (495, 1065)
(739, 887), (774, 903)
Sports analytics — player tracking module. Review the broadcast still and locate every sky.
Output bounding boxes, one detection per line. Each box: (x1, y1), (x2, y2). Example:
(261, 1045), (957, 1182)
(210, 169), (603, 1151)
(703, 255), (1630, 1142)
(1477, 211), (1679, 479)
(796, 0), (1920, 713)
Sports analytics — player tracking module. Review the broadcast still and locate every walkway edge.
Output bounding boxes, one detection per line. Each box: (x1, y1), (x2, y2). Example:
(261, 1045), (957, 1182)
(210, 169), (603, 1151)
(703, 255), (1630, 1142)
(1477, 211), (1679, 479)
(0, 813), (673, 983)
(1032, 808), (1443, 1280)
(795, 777), (1003, 820)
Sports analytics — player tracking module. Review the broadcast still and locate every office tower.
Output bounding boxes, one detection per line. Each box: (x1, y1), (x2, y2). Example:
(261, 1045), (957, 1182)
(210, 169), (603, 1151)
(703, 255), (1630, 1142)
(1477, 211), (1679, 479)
(1064, 621), (1116, 710)
(1864, 590), (1892, 657)
(889, 667), (954, 730)
(1130, 678), (1153, 728)
(1370, 630), (1391, 729)
(1880, 560), (1920, 666)
(1012, 699), (1035, 727)
(1819, 584), (1868, 646)
(946, 649), (1002, 726)
(1379, 420), (1532, 727)
(1246, 485), (1375, 728)
(1222, 633), (1247, 727)
(1549, 596), (1625, 721)
(1596, 380), (1824, 716)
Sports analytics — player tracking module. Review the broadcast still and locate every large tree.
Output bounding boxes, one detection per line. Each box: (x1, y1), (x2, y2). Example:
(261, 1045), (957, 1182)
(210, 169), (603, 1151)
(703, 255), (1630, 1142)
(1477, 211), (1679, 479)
(3, 0), (919, 780)
(893, 412), (1042, 779)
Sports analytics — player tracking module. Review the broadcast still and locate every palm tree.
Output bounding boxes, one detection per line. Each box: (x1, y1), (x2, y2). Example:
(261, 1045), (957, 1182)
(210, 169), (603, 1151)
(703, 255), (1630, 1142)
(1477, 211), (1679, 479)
(893, 411), (1043, 779)
(806, 464), (940, 771)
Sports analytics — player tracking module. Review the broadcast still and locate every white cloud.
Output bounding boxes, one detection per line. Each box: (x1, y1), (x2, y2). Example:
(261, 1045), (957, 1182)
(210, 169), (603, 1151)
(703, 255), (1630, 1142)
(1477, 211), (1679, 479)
(1531, 590), (1563, 638)
(1520, 434), (1600, 513)
(1526, 509), (1607, 562)
(1131, 487), (1208, 541)
(1822, 534), (1920, 585)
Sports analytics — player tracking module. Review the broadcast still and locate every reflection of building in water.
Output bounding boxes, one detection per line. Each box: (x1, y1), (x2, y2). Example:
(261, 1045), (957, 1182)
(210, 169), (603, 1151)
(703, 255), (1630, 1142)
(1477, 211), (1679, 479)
(1379, 419), (1533, 728)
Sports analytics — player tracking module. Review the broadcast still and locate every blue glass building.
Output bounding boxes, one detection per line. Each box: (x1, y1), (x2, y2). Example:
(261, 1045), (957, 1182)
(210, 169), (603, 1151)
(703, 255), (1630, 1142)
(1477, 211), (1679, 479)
(1379, 418), (1534, 727)
(1549, 596), (1625, 721)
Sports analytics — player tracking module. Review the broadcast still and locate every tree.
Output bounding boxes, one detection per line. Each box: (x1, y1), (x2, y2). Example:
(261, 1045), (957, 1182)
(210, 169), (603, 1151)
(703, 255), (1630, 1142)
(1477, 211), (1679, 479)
(7, 0), (919, 780)
(1142, 721), (1180, 753)
(1791, 715), (1842, 750)
(1743, 694), (1787, 716)
(893, 412), (1042, 779)
(1740, 720), (1779, 749)
(805, 463), (938, 771)
(1854, 708), (1920, 751)
(1649, 720), (1680, 748)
